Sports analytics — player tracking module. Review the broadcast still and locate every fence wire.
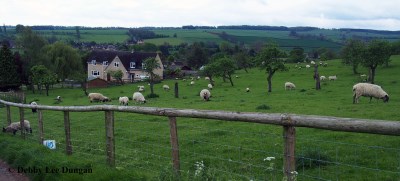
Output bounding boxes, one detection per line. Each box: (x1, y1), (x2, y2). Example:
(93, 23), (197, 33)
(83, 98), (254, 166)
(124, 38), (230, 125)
(1, 97), (400, 180)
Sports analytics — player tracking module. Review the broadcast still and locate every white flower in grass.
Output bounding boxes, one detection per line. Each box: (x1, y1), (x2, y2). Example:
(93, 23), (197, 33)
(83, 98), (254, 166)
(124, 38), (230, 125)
(194, 161), (205, 177)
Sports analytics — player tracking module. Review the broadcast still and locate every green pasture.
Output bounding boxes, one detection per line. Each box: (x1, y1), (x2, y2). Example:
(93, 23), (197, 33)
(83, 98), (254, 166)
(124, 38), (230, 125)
(1, 57), (400, 180)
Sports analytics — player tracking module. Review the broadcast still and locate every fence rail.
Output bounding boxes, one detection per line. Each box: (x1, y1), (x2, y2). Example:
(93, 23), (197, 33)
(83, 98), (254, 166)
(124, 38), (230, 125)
(1, 99), (400, 180)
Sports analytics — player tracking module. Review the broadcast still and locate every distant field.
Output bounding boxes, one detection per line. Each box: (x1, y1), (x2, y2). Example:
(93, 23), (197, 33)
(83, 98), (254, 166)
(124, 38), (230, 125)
(37, 29), (129, 43)
(2, 56), (400, 180)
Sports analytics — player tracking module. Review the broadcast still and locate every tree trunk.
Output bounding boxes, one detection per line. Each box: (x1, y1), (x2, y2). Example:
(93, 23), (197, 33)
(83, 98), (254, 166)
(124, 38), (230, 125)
(314, 64), (321, 90)
(228, 75), (234, 87)
(267, 74), (273, 92)
(352, 64), (359, 74)
(45, 85), (50, 96)
(370, 67), (376, 84)
(150, 82), (154, 95)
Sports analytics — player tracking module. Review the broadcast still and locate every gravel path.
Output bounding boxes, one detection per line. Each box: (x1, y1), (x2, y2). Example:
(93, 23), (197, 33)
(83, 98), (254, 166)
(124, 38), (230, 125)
(0, 160), (29, 181)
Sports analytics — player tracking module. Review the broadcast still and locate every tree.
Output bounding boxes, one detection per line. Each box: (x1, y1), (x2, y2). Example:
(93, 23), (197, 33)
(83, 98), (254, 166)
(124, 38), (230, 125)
(361, 40), (391, 84)
(0, 44), (21, 91)
(40, 42), (83, 83)
(288, 47), (305, 63)
(108, 70), (124, 85)
(200, 63), (218, 86)
(341, 39), (365, 74)
(143, 57), (161, 95)
(187, 42), (209, 69)
(212, 57), (236, 86)
(15, 24), (25, 34)
(30, 65), (57, 96)
(234, 52), (251, 73)
(254, 44), (287, 92)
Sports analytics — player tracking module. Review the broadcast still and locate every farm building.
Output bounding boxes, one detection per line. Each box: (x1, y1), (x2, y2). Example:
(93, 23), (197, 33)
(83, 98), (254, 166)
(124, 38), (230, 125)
(87, 49), (163, 82)
(86, 77), (108, 89)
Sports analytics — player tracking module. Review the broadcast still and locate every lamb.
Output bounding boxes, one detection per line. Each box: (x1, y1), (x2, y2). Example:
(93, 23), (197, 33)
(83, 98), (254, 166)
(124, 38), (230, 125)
(132, 92), (146, 103)
(200, 89), (211, 101)
(205, 77), (210, 80)
(246, 87), (250, 92)
(353, 83), (389, 104)
(118, 96), (129, 106)
(138, 85), (145, 92)
(306, 65), (311, 68)
(285, 82), (296, 90)
(88, 93), (111, 103)
(3, 120), (32, 135)
(320, 76), (326, 81)
(163, 85), (170, 91)
(55, 96), (62, 102)
(310, 61), (316, 65)
(328, 75), (337, 81)
(30, 101), (38, 113)
(208, 84), (213, 90)
(190, 81), (195, 85)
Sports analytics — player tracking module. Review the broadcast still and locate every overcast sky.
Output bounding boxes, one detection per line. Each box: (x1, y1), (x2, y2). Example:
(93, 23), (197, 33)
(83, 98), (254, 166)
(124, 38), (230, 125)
(1, 0), (400, 30)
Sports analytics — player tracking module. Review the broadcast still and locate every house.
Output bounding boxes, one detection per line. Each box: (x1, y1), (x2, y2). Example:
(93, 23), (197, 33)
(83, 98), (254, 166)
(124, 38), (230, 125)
(87, 49), (163, 82)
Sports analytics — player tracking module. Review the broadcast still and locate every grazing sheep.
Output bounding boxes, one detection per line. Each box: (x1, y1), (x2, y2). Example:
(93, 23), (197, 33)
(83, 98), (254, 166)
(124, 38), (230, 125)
(353, 83), (389, 104)
(208, 84), (213, 90)
(328, 75), (337, 81)
(190, 81), (195, 85)
(3, 120), (32, 135)
(360, 74), (368, 82)
(197, 76), (201, 80)
(163, 84), (170, 91)
(132, 92), (146, 103)
(88, 93), (111, 103)
(306, 65), (311, 68)
(310, 61), (316, 65)
(200, 89), (211, 101)
(205, 77), (210, 80)
(246, 87), (250, 92)
(55, 96), (62, 102)
(285, 82), (296, 90)
(30, 101), (38, 113)
(138, 85), (145, 92)
(118, 96), (129, 106)
(320, 76), (326, 81)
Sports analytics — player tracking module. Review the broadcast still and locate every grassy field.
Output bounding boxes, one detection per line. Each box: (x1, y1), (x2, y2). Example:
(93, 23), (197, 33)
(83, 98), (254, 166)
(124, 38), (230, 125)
(1, 57), (400, 180)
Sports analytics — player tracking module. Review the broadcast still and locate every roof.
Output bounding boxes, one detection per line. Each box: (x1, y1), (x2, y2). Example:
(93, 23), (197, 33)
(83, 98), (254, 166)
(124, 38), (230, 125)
(87, 49), (159, 70)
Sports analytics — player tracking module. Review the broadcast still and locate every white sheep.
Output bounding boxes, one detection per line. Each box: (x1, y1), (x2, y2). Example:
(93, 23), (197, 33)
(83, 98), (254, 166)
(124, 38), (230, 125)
(328, 75), (337, 81)
(306, 65), (311, 68)
(3, 120), (32, 135)
(163, 84), (170, 91)
(320, 76), (326, 81)
(200, 89), (211, 101)
(246, 87), (250, 92)
(132, 92), (146, 103)
(30, 101), (38, 113)
(190, 81), (195, 85)
(207, 84), (213, 90)
(88, 93), (111, 103)
(353, 83), (389, 104)
(205, 77), (210, 80)
(118, 96), (129, 106)
(138, 85), (145, 92)
(310, 61), (316, 65)
(285, 82), (296, 90)
(235, 75), (239, 78)
(197, 76), (201, 80)
(55, 96), (62, 102)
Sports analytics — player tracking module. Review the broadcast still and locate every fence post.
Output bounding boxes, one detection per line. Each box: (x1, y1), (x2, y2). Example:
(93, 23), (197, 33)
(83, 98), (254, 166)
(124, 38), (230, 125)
(19, 107), (25, 139)
(169, 116), (180, 174)
(105, 111), (115, 167)
(6, 105), (11, 125)
(283, 125), (296, 180)
(64, 111), (72, 155)
(174, 82), (179, 98)
(38, 110), (44, 145)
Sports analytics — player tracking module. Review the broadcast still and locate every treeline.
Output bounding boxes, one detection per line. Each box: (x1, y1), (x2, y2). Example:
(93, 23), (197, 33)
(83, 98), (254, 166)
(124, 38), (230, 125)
(339, 28), (400, 35)
(126, 28), (168, 43)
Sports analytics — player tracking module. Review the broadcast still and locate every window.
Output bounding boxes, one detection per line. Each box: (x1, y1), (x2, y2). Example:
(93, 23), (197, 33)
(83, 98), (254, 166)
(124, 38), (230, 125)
(142, 63), (146, 69)
(130, 62), (136, 68)
(91, 70), (100, 76)
(103, 61), (108, 66)
(91, 60), (96, 65)
(114, 62), (119, 67)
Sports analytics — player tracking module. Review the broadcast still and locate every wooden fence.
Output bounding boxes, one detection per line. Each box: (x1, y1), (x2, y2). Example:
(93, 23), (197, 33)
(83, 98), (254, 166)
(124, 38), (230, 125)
(1, 99), (400, 180)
